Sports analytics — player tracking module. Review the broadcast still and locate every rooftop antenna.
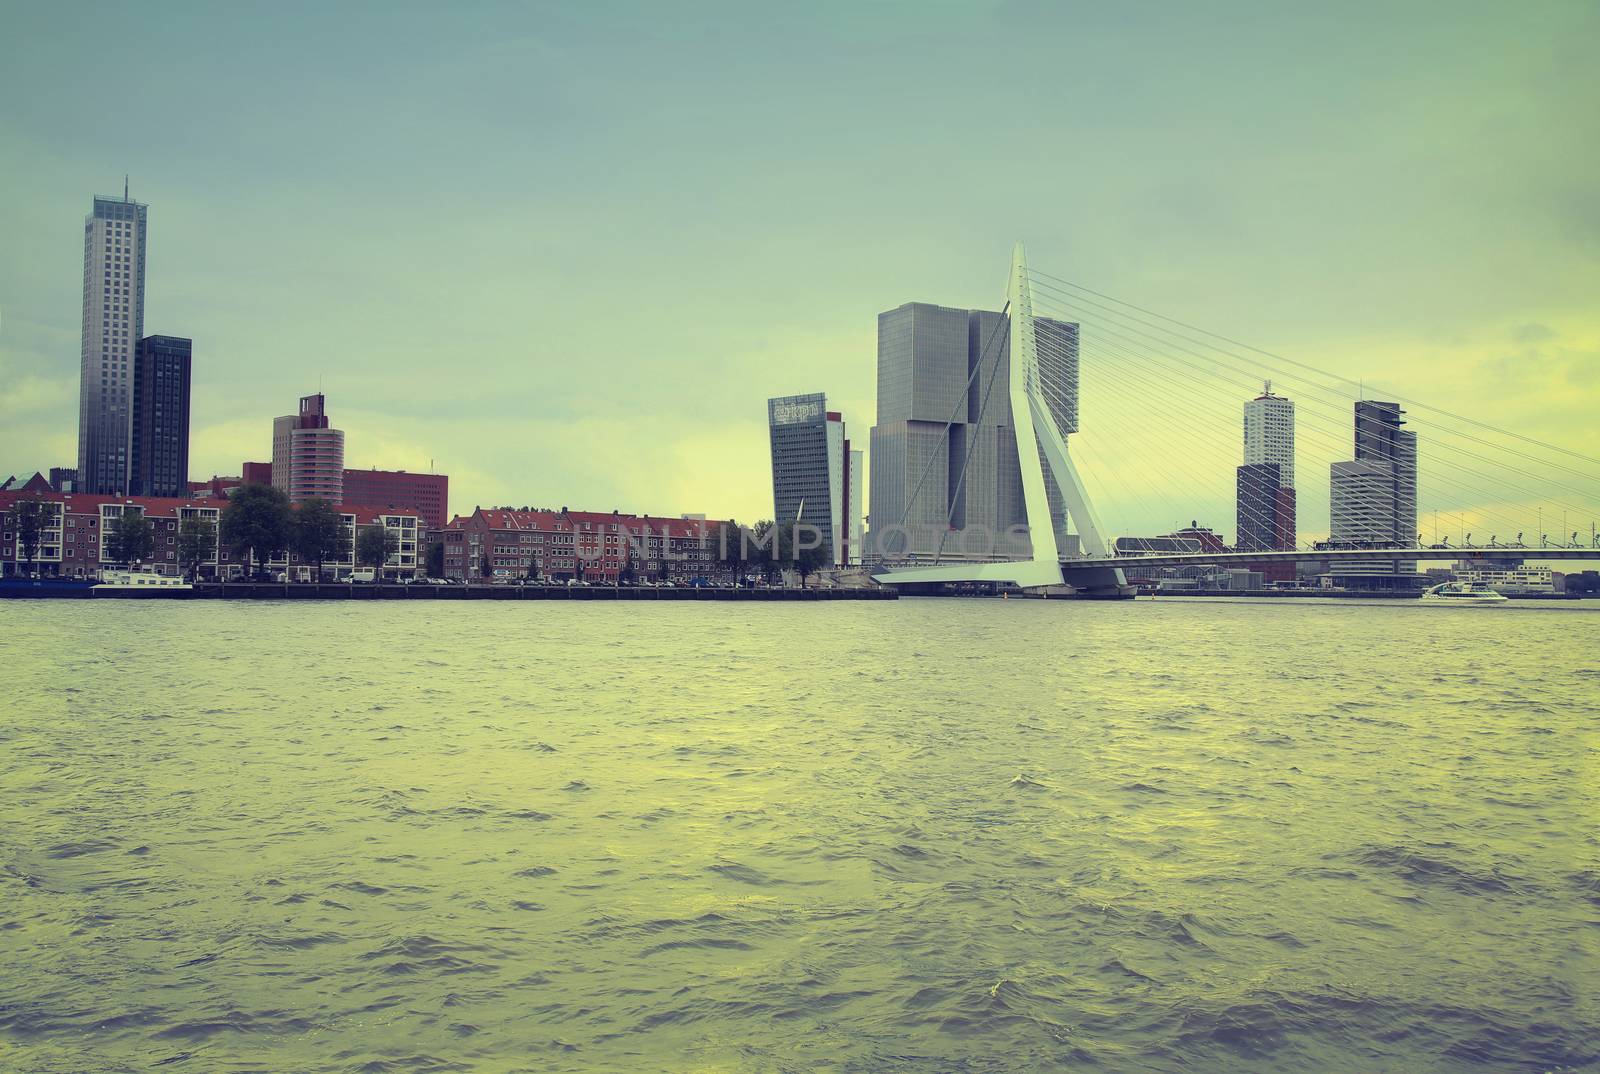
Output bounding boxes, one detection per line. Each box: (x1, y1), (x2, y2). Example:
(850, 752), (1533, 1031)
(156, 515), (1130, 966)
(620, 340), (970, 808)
(124, 174), (129, 202)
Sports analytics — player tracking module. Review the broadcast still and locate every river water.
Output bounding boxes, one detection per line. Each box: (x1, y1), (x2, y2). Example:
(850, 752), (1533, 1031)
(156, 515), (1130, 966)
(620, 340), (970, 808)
(1, 598), (1596, 1072)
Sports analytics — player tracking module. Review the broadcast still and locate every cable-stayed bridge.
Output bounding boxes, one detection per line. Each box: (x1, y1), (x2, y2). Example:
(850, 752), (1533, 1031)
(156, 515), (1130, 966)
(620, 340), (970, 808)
(871, 244), (1600, 596)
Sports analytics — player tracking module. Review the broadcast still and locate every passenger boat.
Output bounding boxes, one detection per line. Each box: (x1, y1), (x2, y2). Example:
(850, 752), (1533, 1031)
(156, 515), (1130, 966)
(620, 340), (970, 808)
(1420, 581), (1507, 605)
(93, 570), (193, 592)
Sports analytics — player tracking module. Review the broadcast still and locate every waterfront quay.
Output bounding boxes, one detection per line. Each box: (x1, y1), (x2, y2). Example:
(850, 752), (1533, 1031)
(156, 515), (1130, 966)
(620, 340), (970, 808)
(0, 581), (896, 601)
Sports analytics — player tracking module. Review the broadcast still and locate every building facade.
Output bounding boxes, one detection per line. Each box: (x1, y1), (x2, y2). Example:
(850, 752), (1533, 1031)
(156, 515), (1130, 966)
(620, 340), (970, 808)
(342, 468), (449, 530)
(78, 194), (148, 495)
(1237, 384), (1296, 551)
(272, 393), (345, 502)
(436, 509), (726, 583)
(1330, 400), (1420, 582)
(767, 393), (862, 567)
(0, 489), (422, 580)
(868, 301), (1078, 561)
(129, 335), (192, 497)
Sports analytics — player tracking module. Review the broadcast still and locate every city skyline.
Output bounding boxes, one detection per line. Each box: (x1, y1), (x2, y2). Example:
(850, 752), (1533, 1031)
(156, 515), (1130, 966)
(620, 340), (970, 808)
(2, 4), (1598, 532)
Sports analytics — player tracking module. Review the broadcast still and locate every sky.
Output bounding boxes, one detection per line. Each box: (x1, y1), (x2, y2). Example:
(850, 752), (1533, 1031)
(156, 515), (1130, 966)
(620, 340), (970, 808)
(2, 1), (1597, 536)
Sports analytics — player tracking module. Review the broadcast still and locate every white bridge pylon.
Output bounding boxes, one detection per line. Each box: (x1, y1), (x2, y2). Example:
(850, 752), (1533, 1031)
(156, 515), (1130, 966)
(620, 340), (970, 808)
(874, 242), (1118, 590)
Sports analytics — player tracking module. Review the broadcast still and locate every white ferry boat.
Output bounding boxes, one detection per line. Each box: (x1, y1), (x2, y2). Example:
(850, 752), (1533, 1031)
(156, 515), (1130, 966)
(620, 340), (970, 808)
(93, 570), (193, 592)
(1420, 581), (1507, 606)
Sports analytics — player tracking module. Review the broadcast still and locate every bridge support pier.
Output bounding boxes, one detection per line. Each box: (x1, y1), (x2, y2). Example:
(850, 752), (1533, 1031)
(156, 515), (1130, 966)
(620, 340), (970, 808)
(1060, 564), (1136, 599)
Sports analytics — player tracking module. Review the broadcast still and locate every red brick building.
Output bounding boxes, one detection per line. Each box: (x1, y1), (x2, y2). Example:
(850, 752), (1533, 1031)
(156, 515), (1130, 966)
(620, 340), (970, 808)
(1, 489), (424, 580)
(435, 508), (728, 583)
(342, 468), (448, 530)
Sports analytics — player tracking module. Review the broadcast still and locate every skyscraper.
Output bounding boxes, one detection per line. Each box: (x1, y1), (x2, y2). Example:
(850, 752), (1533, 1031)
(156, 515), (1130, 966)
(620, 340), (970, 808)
(78, 193), (148, 495)
(129, 335), (192, 497)
(272, 393), (345, 502)
(1236, 383), (1296, 551)
(1330, 400), (1418, 579)
(868, 302), (1078, 559)
(768, 393), (863, 567)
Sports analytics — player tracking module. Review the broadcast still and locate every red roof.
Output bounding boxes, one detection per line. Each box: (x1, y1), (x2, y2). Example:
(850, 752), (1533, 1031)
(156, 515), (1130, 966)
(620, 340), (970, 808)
(441, 508), (727, 539)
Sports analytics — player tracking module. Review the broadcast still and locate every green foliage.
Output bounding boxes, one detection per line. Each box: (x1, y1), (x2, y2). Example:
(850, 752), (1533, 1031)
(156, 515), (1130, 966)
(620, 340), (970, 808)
(220, 483), (293, 575)
(480, 552), (493, 579)
(7, 496), (49, 568)
(292, 498), (349, 575)
(619, 541), (638, 584)
(177, 516), (217, 579)
(107, 511), (156, 566)
(356, 525), (398, 573)
(716, 520), (747, 582)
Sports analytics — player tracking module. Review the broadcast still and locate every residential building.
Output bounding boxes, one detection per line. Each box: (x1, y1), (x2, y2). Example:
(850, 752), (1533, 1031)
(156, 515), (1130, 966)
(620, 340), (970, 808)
(868, 301), (1079, 561)
(435, 508), (727, 583)
(1237, 383), (1296, 552)
(767, 393), (862, 567)
(241, 461), (272, 485)
(130, 335), (192, 497)
(78, 193), (148, 495)
(342, 468), (449, 530)
(272, 393), (345, 502)
(1330, 401), (1419, 583)
(0, 488), (422, 580)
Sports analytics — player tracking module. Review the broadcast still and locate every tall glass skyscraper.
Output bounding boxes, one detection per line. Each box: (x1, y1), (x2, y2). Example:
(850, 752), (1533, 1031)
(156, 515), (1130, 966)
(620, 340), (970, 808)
(1330, 400), (1419, 579)
(868, 302), (1078, 559)
(1236, 383), (1297, 551)
(78, 194), (148, 495)
(767, 393), (863, 567)
(129, 335), (192, 498)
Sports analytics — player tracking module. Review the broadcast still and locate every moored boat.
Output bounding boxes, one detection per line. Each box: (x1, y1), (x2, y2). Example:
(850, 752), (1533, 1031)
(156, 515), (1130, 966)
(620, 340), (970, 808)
(1420, 581), (1507, 606)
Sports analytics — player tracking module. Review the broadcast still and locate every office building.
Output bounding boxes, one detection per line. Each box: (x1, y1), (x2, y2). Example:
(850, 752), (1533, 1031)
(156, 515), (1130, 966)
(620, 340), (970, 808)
(49, 468), (79, 493)
(272, 394), (345, 503)
(129, 335), (192, 497)
(868, 302), (1078, 559)
(1330, 401), (1419, 581)
(1236, 383), (1296, 552)
(77, 193), (148, 494)
(241, 461), (272, 486)
(767, 393), (863, 567)
(342, 468), (449, 530)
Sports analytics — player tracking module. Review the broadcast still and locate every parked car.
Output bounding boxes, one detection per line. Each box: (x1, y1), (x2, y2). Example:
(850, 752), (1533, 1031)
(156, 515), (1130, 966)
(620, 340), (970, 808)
(348, 569), (376, 583)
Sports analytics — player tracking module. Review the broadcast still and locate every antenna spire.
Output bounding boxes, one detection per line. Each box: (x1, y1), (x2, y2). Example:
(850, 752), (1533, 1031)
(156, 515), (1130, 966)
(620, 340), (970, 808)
(124, 174), (129, 201)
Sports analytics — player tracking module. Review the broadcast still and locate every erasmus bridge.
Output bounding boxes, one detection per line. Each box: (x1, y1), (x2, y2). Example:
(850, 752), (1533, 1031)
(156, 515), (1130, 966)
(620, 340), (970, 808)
(871, 244), (1600, 596)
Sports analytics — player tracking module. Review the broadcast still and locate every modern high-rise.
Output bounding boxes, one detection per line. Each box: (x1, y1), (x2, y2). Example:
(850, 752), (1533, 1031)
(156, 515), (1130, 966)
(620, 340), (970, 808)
(129, 335), (192, 497)
(78, 193), (148, 494)
(768, 393), (863, 567)
(1236, 383), (1296, 551)
(868, 302), (1078, 559)
(272, 393), (345, 503)
(1330, 400), (1418, 578)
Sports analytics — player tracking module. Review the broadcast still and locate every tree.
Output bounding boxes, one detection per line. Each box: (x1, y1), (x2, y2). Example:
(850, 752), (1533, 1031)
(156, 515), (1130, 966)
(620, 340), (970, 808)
(220, 483), (293, 578)
(356, 525), (398, 579)
(716, 520), (748, 584)
(480, 552), (493, 580)
(106, 511), (155, 567)
(426, 541), (445, 578)
(792, 535), (829, 588)
(7, 496), (49, 575)
(775, 521), (828, 588)
(523, 554), (542, 583)
(177, 516), (217, 580)
(751, 519), (781, 583)
(291, 498), (349, 580)
(619, 540), (638, 585)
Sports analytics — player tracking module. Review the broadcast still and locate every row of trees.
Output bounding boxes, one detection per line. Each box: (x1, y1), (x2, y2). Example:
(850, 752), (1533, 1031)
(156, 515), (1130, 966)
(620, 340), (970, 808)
(218, 484), (397, 579)
(716, 519), (830, 587)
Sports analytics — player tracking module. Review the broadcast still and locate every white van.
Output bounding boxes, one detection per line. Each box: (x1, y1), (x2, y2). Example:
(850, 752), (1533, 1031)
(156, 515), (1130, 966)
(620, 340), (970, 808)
(348, 569), (376, 583)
